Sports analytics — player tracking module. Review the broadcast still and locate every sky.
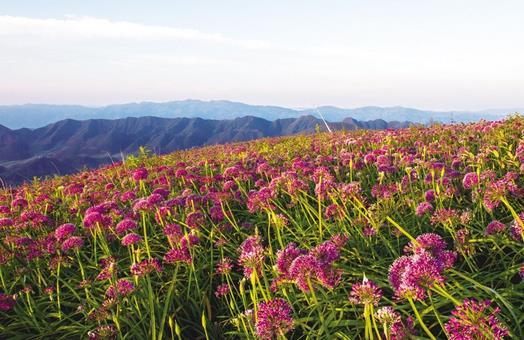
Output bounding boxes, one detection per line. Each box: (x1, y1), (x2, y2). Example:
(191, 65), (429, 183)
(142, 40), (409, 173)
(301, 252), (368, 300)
(1, 0), (523, 110)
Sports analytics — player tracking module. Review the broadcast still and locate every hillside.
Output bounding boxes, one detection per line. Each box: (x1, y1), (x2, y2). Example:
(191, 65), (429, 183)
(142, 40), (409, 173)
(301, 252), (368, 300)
(0, 118), (522, 339)
(0, 99), (516, 128)
(0, 115), (410, 185)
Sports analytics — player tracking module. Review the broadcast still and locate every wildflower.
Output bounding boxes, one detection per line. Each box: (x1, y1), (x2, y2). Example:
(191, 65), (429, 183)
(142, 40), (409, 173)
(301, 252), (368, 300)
(115, 219), (137, 234)
(348, 277), (382, 306)
(215, 257), (233, 275)
(88, 324), (118, 339)
(445, 299), (509, 339)
(485, 220), (506, 235)
(55, 223), (76, 240)
(404, 233), (446, 258)
(275, 243), (306, 279)
(255, 298), (294, 340)
(132, 168), (148, 181)
(375, 306), (401, 326)
(509, 216), (523, 242)
(214, 283), (230, 298)
(105, 279), (135, 299)
(0, 293), (16, 311)
(288, 255), (320, 292)
(130, 258), (163, 276)
(61, 236), (84, 252)
(425, 189), (436, 202)
(164, 246), (192, 264)
(416, 202), (433, 216)
(391, 316), (416, 339)
(121, 233), (142, 246)
(462, 172), (479, 189)
(238, 235), (265, 278)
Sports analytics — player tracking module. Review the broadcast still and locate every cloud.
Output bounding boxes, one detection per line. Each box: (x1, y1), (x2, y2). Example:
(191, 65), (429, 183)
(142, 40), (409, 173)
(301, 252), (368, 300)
(0, 15), (270, 49)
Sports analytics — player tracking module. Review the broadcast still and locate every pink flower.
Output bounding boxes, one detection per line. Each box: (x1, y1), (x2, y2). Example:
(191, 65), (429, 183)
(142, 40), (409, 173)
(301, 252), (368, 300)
(121, 233), (142, 246)
(61, 236), (84, 252)
(348, 277), (382, 306)
(238, 235), (265, 278)
(55, 223), (76, 240)
(105, 279), (135, 299)
(445, 299), (508, 339)
(0, 293), (16, 311)
(255, 298), (294, 340)
(115, 219), (137, 235)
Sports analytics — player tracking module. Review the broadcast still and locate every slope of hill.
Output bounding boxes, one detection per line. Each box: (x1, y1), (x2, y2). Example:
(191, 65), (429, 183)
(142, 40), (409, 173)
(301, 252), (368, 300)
(0, 99), (517, 128)
(0, 118), (521, 339)
(0, 115), (410, 185)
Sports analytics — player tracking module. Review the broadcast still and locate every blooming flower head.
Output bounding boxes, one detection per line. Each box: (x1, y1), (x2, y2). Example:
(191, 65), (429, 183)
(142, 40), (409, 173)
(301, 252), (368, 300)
(214, 283), (230, 298)
(375, 306), (401, 326)
(130, 258), (163, 276)
(404, 233), (447, 258)
(445, 299), (509, 339)
(115, 219), (137, 235)
(163, 246), (192, 264)
(255, 298), (294, 340)
(485, 220), (506, 236)
(416, 202), (433, 216)
(105, 279), (135, 299)
(0, 293), (16, 311)
(275, 243), (306, 279)
(216, 257), (234, 275)
(121, 233), (142, 246)
(348, 277), (382, 306)
(462, 172), (480, 189)
(288, 255), (320, 292)
(61, 236), (84, 252)
(238, 235), (265, 278)
(55, 223), (76, 240)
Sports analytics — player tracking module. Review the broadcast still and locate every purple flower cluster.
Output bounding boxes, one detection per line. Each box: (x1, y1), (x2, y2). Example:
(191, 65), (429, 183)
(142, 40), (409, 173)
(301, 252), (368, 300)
(348, 277), (382, 306)
(105, 279), (135, 299)
(274, 237), (343, 292)
(445, 299), (509, 339)
(389, 233), (456, 300)
(130, 258), (162, 277)
(255, 298), (294, 340)
(238, 235), (265, 278)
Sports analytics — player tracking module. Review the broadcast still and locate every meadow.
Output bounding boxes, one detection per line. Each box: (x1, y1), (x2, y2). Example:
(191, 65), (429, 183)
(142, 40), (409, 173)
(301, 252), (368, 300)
(0, 117), (522, 339)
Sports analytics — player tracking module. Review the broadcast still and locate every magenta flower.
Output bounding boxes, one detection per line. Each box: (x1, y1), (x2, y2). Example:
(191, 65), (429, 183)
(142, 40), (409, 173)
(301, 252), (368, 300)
(404, 233), (447, 258)
(238, 235), (265, 278)
(255, 298), (294, 340)
(130, 258), (163, 276)
(115, 219), (137, 235)
(121, 233), (142, 246)
(445, 299), (509, 339)
(215, 257), (233, 275)
(288, 255), (321, 292)
(105, 279), (135, 299)
(348, 277), (382, 306)
(275, 243), (306, 279)
(61, 236), (84, 252)
(0, 293), (16, 311)
(55, 223), (76, 240)
(485, 220), (506, 235)
(462, 172), (479, 189)
(416, 202), (433, 216)
(214, 283), (230, 298)
(163, 246), (192, 264)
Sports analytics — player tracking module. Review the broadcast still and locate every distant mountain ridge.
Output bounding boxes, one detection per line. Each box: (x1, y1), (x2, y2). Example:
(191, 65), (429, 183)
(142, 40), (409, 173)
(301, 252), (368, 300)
(0, 100), (518, 129)
(0, 115), (410, 185)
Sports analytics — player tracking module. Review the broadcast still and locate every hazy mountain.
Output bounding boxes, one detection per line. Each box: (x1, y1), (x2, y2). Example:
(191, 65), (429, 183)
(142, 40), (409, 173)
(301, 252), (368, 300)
(0, 115), (410, 185)
(0, 100), (517, 129)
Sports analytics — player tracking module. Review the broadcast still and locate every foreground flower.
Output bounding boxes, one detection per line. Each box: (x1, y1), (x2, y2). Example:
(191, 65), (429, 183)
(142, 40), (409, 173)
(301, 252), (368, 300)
(348, 277), (382, 306)
(54, 223), (76, 240)
(445, 299), (508, 339)
(255, 298), (294, 340)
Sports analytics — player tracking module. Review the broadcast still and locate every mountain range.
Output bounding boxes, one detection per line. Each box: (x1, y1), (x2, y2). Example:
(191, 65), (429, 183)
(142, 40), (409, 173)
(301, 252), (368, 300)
(0, 115), (410, 185)
(0, 100), (519, 129)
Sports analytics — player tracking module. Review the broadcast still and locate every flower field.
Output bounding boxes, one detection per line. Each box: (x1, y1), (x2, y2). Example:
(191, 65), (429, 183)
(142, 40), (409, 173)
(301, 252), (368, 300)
(0, 117), (523, 339)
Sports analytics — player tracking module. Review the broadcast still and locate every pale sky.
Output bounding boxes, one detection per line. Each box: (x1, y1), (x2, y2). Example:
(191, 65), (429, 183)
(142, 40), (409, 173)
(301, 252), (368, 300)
(1, 1), (523, 110)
